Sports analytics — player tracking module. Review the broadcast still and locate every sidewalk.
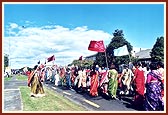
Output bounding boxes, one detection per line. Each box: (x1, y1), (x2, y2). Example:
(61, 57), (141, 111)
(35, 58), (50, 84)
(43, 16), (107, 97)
(3, 75), (25, 112)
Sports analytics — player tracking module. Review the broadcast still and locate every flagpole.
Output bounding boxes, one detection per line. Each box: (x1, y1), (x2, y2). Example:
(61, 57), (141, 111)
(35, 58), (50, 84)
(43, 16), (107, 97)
(44, 58), (47, 66)
(105, 46), (108, 68)
(52, 60), (54, 65)
(128, 53), (131, 62)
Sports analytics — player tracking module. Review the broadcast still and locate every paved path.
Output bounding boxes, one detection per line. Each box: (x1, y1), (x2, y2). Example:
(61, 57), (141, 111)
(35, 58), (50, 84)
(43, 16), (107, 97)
(3, 75), (27, 112)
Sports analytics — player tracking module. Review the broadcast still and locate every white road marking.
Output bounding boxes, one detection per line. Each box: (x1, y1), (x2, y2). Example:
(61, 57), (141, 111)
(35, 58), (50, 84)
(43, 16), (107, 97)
(52, 86), (57, 90)
(4, 89), (20, 91)
(83, 99), (100, 108)
(63, 91), (71, 96)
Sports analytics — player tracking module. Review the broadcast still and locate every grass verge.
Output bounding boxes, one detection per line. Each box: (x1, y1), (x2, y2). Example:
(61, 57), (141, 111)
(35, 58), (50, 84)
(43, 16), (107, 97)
(16, 75), (28, 81)
(4, 76), (12, 81)
(19, 86), (87, 111)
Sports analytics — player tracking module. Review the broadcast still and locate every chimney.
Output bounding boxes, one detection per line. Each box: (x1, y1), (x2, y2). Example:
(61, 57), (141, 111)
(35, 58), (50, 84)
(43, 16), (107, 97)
(140, 48), (141, 51)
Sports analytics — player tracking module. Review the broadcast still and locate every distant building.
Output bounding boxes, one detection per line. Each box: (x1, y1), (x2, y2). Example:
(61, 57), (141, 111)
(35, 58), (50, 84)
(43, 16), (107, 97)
(135, 49), (152, 61)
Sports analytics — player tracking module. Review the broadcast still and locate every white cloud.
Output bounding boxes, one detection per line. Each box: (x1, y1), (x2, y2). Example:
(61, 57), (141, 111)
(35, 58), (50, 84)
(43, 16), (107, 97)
(9, 23), (18, 29)
(4, 24), (112, 69)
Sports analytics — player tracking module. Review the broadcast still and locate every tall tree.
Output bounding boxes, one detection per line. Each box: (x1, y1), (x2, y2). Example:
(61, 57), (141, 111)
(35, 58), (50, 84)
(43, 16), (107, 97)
(4, 54), (9, 69)
(95, 29), (133, 67)
(150, 36), (164, 62)
(69, 59), (94, 68)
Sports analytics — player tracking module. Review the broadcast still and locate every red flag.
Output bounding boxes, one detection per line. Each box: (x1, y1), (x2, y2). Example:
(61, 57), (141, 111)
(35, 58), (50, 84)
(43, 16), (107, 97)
(47, 55), (55, 62)
(79, 56), (83, 60)
(88, 40), (105, 52)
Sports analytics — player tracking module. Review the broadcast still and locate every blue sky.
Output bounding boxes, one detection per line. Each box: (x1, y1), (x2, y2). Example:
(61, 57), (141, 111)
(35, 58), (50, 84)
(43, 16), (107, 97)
(3, 3), (165, 69)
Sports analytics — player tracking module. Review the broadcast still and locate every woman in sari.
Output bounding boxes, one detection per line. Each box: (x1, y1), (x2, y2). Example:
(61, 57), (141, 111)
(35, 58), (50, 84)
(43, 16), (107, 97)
(133, 62), (145, 110)
(144, 62), (164, 111)
(78, 68), (87, 91)
(28, 65), (45, 97)
(107, 64), (118, 99)
(119, 64), (134, 95)
(90, 66), (99, 96)
(70, 67), (76, 87)
(65, 67), (71, 89)
(157, 61), (164, 101)
(99, 70), (108, 95)
(59, 67), (66, 86)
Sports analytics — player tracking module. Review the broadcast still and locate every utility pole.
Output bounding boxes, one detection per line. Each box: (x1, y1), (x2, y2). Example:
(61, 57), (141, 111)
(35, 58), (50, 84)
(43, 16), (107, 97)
(8, 36), (10, 67)
(8, 30), (12, 75)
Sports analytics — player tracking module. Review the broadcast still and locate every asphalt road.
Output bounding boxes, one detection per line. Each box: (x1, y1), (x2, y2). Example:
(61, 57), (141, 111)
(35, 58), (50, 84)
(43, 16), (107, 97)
(44, 81), (138, 111)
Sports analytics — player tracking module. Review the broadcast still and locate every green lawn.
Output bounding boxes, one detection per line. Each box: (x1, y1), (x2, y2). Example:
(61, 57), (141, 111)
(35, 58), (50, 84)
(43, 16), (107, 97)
(4, 76), (12, 81)
(16, 75), (28, 81)
(4, 75), (27, 81)
(19, 86), (87, 111)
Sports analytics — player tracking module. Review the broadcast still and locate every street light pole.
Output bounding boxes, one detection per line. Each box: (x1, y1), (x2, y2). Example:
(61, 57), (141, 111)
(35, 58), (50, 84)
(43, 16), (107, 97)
(8, 30), (11, 75)
(8, 35), (10, 67)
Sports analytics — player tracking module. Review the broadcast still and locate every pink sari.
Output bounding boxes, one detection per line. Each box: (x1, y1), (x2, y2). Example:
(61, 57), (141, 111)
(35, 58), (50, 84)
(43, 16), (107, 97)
(90, 71), (99, 96)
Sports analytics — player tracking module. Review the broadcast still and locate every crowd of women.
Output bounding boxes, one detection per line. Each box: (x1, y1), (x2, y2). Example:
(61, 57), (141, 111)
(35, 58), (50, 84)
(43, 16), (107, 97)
(27, 61), (164, 111)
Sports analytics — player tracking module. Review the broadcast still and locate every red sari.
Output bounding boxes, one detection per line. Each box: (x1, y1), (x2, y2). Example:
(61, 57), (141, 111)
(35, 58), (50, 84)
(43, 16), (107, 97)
(134, 67), (145, 107)
(40, 70), (45, 82)
(90, 71), (99, 96)
(70, 68), (75, 84)
(28, 71), (34, 87)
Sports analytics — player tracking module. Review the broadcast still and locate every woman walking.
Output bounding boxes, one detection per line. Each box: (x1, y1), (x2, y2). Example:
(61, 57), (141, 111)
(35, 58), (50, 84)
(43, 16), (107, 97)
(133, 62), (145, 110)
(144, 62), (164, 111)
(157, 61), (164, 102)
(119, 64), (134, 95)
(90, 66), (99, 96)
(107, 64), (118, 99)
(28, 65), (45, 97)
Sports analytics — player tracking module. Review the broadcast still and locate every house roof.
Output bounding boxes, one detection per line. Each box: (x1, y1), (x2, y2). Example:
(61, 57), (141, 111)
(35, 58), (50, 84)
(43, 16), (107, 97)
(135, 49), (151, 59)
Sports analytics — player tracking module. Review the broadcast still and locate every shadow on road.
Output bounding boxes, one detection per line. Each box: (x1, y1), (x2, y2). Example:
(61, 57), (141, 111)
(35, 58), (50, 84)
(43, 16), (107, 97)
(121, 97), (144, 111)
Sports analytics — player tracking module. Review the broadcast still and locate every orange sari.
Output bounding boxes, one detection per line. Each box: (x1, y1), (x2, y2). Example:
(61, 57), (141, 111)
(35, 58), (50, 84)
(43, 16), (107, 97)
(90, 71), (99, 96)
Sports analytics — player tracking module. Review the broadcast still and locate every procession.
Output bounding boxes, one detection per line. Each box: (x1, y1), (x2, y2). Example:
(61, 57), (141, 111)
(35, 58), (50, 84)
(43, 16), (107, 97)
(25, 57), (164, 111)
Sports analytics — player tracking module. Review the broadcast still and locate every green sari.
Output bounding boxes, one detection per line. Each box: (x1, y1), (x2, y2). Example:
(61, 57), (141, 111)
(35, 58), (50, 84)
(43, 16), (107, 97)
(108, 69), (118, 98)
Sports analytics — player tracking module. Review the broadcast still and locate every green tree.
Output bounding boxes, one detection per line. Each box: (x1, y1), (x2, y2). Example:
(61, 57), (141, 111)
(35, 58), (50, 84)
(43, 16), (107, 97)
(95, 52), (107, 67)
(4, 54), (9, 69)
(95, 29), (133, 67)
(69, 59), (94, 68)
(150, 36), (164, 62)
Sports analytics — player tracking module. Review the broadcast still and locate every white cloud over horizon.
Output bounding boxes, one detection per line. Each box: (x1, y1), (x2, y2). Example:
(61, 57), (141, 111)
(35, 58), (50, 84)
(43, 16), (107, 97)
(3, 22), (149, 69)
(4, 23), (112, 69)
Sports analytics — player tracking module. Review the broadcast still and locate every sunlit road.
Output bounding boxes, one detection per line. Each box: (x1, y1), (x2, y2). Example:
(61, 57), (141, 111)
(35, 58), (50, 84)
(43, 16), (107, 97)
(44, 81), (138, 111)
